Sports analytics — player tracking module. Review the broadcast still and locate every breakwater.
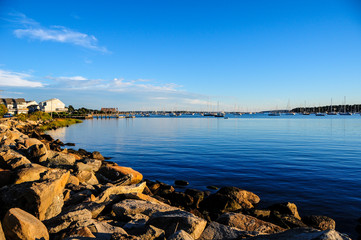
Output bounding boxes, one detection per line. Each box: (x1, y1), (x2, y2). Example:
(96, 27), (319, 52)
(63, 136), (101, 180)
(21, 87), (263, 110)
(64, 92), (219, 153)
(0, 118), (356, 239)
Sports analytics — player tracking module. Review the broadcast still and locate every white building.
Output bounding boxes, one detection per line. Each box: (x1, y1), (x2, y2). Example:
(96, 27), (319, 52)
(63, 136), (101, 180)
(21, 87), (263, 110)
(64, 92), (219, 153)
(1, 98), (29, 114)
(39, 98), (68, 112)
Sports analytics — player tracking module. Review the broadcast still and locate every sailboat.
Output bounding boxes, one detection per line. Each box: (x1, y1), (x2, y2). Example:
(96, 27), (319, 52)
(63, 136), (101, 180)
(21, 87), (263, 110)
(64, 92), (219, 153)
(284, 99), (295, 115)
(339, 97), (352, 115)
(328, 98), (337, 115)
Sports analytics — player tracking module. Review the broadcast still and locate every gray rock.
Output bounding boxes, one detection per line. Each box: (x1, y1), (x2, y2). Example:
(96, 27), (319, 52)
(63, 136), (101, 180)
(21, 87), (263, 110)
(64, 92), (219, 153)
(216, 212), (284, 234)
(168, 230), (194, 240)
(198, 221), (253, 240)
(127, 225), (165, 240)
(112, 199), (178, 219)
(0, 149), (31, 170)
(47, 150), (76, 167)
(76, 158), (102, 172)
(122, 213), (149, 231)
(44, 209), (93, 234)
(245, 228), (351, 240)
(87, 221), (127, 240)
(147, 210), (207, 239)
(27, 143), (48, 162)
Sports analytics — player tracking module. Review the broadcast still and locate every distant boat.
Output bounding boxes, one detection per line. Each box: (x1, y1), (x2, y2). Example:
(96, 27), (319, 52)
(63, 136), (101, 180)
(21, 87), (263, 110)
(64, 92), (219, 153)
(214, 112), (225, 117)
(339, 112), (352, 116)
(327, 112), (338, 115)
(268, 112), (280, 116)
(284, 112), (296, 115)
(302, 112), (310, 115)
(315, 113), (326, 116)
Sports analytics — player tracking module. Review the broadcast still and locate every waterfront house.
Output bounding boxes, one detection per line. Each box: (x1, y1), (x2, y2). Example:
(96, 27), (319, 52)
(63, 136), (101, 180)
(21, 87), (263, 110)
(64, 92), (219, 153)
(1, 98), (29, 115)
(39, 98), (68, 112)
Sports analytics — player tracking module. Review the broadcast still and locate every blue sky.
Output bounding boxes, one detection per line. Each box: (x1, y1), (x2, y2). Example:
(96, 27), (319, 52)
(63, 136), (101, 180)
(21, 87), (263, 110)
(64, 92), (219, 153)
(0, 0), (360, 111)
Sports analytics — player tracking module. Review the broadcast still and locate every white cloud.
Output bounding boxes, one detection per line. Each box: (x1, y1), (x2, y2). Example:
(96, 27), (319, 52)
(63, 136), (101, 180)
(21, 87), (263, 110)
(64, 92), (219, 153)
(110, 78), (181, 92)
(183, 98), (209, 105)
(56, 76), (88, 81)
(0, 69), (43, 87)
(11, 13), (108, 53)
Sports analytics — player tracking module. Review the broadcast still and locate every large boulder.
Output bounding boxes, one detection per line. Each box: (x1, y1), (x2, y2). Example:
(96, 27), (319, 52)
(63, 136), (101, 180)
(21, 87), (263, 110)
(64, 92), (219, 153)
(44, 209), (93, 234)
(268, 202), (301, 220)
(147, 209), (207, 239)
(24, 138), (44, 148)
(96, 182), (147, 204)
(2, 208), (49, 240)
(0, 221), (5, 240)
(87, 221), (127, 239)
(15, 163), (48, 184)
(91, 151), (105, 160)
(76, 158), (102, 172)
(98, 165), (143, 184)
(0, 149), (31, 170)
(216, 212), (284, 234)
(46, 150), (76, 167)
(245, 227), (351, 240)
(75, 170), (99, 185)
(217, 186), (260, 209)
(303, 215), (336, 230)
(0, 170), (70, 220)
(168, 230), (194, 240)
(27, 143), (48, 162)
(199, 193), (242, 213)
(112, 199), (177, 219)
(198, 221), (253, 240)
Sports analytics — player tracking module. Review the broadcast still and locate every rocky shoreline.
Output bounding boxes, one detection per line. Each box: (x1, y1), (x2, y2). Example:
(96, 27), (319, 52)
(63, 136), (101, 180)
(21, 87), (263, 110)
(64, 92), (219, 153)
(0, 118), (355, 240)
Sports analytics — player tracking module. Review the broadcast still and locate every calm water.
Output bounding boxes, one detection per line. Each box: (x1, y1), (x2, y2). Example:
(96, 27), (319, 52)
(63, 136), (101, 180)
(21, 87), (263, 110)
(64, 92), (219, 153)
(48, 114), (361, 237)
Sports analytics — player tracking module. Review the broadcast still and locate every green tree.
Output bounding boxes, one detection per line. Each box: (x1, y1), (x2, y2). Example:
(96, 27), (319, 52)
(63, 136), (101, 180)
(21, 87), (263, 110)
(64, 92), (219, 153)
(0, 104), (8, 117)
(68, 105), (75, 113)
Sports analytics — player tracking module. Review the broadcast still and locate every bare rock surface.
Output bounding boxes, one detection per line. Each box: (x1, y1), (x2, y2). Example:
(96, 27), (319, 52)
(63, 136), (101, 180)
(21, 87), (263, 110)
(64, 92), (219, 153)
(15, 163), (48, 184)
(0, 149), (31, 169)
(44, 208), (93, 234)
(147, 209), (207, 239)
(112, 199), (178, 218)
(168, 230), (194, 240)
(198, 221), (253, 240)
(216, 212), (284, 234)
(47, 150), (76, 167)
(98, 165), (143, 184)
(245, 227), (351, 240)
(2, 208), (49, 240)
(0, 169), (69, 220)
(302, 215), (336, 230)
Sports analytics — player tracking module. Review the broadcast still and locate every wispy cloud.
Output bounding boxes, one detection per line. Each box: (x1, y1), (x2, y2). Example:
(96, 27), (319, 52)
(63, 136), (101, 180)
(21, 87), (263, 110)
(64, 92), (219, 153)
(0, 69), (43, 88)
(10, 12), (108, 53)
(109, 78), (181, 92)
(51, 76), (88, 81)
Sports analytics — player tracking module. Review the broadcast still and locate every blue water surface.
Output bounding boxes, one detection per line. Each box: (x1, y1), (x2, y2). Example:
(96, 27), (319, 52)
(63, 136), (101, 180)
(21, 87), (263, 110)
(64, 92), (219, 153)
(48, 114), (361, 237)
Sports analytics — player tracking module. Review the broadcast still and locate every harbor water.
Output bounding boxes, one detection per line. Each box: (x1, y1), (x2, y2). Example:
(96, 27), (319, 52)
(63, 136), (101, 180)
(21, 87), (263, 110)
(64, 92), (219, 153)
(48, 114), (361, 237)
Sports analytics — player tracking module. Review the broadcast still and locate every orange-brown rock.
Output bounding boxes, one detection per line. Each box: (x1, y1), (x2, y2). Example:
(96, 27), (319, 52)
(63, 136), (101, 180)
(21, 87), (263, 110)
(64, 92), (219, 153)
(15, 163), (48, 184)
(0, 170), (70, 220)
(2, 208), (49, 240)
(216, 212), (285, 234)
(0, 221), (5, 240)
(99, 165), (143, 184)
